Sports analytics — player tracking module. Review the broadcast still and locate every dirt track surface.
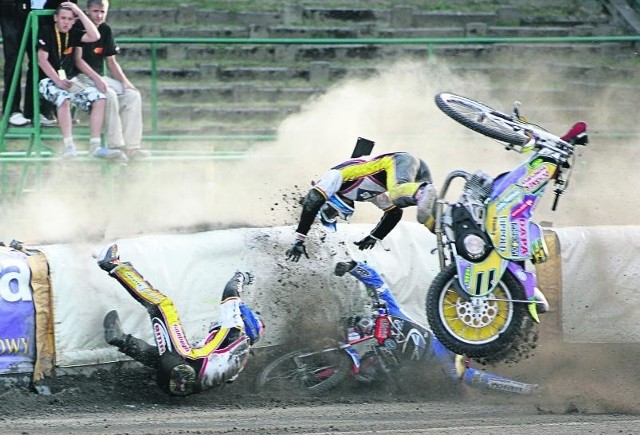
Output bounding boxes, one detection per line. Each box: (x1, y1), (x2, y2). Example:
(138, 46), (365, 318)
(3, 336), (640, 435)
(3, 397), (640, 435)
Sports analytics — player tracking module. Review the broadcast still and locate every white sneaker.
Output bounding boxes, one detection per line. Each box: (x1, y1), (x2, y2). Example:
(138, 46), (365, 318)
(9, 112), (30, 127)
(90, 146), (127, 161)
(62, 144), (77, 159)
(126, 148), (151, 160)
(40, 116), (57, 127)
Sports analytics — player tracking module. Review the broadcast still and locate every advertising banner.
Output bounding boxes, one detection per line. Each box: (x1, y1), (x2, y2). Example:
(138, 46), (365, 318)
(0, 247), (36, 374)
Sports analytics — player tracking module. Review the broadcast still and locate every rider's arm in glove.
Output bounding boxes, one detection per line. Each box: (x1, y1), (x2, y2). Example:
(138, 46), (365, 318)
(334, 260), (357, 277)
(286, 187), (327, 261)
(354, 205), (402, 250)
(286, 235), (309, 262)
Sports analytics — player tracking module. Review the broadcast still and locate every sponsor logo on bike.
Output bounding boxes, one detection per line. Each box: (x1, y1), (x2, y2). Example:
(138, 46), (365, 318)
(509, 218), (529, 257)
(518, 218), (529, 256)
(510, 222), (519, 257)
(498, 216), (509, 252)
(510, 197), (534, 219)
(520, 166), (550, 192)
(495, 189), (521, 212)
(487, 378), (535, 394)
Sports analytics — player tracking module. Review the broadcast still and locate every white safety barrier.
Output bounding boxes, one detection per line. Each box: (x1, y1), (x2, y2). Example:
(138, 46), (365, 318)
(554, 226), (640, 343)
(38, 222), (440, 368)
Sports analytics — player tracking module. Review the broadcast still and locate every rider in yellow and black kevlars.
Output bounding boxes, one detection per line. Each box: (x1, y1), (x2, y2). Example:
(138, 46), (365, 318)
(286, 144), (438, 262)
(97, 244), (264, 396)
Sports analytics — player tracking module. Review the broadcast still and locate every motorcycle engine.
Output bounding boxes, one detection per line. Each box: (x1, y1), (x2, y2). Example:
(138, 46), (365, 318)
(446, 171), (494, 262)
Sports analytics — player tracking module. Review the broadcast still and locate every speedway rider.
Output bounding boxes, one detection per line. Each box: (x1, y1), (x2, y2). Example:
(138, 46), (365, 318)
(97, 244), (264, 396)
(334, 259), (538, 394)
(286, 151), (438, 261)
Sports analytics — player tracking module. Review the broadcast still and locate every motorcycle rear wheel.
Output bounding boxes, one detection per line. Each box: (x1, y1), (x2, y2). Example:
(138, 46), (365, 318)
(426, 264), (536, 364)
(256, 349), (352, 394)
(435, 92), (530, 146)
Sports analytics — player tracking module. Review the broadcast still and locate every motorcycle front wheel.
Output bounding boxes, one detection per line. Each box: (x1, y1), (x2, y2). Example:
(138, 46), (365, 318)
(426, 264), (537, 364)
(256, 349), (352, 394)
(435, 92), (530, 146)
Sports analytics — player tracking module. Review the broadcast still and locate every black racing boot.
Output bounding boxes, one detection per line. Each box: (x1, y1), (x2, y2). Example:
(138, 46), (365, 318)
(103, 310), (125, 346)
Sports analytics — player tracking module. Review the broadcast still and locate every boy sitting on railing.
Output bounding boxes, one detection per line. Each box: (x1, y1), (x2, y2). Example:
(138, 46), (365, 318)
(36, 2), (124, 160)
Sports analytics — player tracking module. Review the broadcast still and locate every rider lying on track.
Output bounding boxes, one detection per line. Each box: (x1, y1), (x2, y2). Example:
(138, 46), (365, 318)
(97, 244), (264, 396)
(334, 259), (538, 395)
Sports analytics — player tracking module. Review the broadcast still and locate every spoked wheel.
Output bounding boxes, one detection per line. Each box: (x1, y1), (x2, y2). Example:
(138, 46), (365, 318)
(435, 92), (530, 146)
(256, 349), (352, 394)
(426, 264), (536, 364)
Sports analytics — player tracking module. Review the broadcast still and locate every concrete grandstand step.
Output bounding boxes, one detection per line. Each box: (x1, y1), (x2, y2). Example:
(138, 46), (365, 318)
(378, 27), (465, 38)
(126, 66), (200, 79)
(521, 15), (610, 27)
(301, 7), (384, 23)
(119, 46), (168, 61)
(154, 125), (277, 137)
(266, 25), (363, 38)
(159, 85), (323, 104)
(193, 10), (282, 27)
(293, 44), (382, 61)
(108, 8), (177, 24)
(207, 65), (307, 82)
(160, 27), (251, 38)
(411, 11), (497, 28)
(181, 44), (385, 63)
(183, 46), (278, 62)
(156, 104), (299, 122)
(486, 26), (574, 37)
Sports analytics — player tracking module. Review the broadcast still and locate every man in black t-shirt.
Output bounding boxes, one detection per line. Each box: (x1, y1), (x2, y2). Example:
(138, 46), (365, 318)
(74, 0), (148, 160)
(37, 2), (123, 159)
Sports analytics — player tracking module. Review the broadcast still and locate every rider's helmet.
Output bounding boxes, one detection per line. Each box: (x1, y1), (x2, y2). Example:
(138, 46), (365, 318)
(318, 194), (355, 232)
(168, 363), (198, 396)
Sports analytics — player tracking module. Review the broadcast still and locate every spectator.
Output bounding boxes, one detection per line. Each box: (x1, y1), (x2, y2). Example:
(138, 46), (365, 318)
(74, 0), (149, 160)
(22, 0), (79, 126)
(36, 2), (124, 159)
(1, 0), (34, 126)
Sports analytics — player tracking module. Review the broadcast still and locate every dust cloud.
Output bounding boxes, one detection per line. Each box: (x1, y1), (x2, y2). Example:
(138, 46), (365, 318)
(1, 51), (636, 245)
